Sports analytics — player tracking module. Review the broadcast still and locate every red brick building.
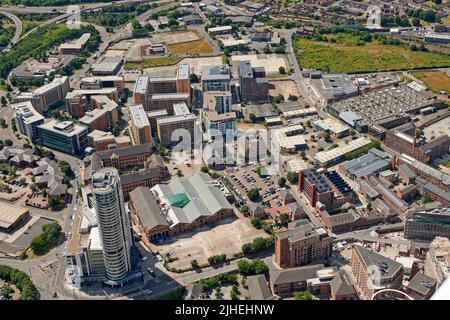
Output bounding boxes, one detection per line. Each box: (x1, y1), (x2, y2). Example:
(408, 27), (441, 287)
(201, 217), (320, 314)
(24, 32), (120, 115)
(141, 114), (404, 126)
(351, 245), (404, 299)
(275, 220), (332, 268)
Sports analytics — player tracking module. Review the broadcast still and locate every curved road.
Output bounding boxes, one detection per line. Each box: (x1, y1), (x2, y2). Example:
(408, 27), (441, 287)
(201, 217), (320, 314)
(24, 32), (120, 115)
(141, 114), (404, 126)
(0, 10), (22, 44)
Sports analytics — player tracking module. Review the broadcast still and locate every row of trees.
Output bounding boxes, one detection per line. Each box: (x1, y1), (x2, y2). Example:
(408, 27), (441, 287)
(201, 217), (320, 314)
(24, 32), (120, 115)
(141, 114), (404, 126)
(237, 259), (269, 276)
(0, 265), (38, 300)
(197, 272), (238, 291)
(242, 236), (275, 256)
(207, 254), (227, 266)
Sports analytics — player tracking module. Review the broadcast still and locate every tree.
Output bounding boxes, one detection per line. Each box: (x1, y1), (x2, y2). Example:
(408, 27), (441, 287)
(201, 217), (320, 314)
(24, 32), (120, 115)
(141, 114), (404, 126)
(191, 259), (199, 269)
(422, 193), (433, 204)
(247, 188), (260, 201)
(4, 139), (12, 146)
(214, 287), (223, 300)
(112, 124), (121, 137)
(237, 259), (268, 276)
(1, 96), (7, 107)
(288, 94), (298, 101)
(176, 169), (183, 177)
(293, 291), (313, 300)
(0, 118), (6, 128)
(251, 218), (263, 229)
(59, 160), (74, 179)
(279, 66), (286, 74)
(274, 94), (285, 103)
(200, 166), (209, 173)
(278, 177), (286, 187)
(410, 44), (418, 51)
(29, 222), (62, 256)
(242, 243), (252, 255)
(239, 205), (249, 214)
(279, 213), (290, 225)
(190, 73), (199, 83)
(1, 283), (14, 300)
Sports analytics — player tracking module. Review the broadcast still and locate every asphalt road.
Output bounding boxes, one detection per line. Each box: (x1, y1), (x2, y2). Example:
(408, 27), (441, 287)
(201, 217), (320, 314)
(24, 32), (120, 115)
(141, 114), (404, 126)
(0, 10), (22, 44)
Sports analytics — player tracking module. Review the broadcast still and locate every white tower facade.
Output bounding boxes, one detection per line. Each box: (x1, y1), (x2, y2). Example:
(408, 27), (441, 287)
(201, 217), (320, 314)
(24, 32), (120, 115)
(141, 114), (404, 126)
(91, 167), (133, 284)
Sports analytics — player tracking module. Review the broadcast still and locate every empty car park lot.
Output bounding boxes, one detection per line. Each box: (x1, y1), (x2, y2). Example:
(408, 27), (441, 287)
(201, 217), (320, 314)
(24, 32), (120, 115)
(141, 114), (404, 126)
(156, 216), (267, 270)
(138, 56), (223, 76)
(269, 79), (301, 98)
(423, 117), (450, 141)
(150, 30), (201, 45)
(231, 54), (288, 75)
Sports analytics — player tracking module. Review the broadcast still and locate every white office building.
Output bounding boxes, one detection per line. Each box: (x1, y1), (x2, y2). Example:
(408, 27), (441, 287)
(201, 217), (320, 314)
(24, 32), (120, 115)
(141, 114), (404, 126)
(12, 101), (44, 142)
(91, 168), (133, 285)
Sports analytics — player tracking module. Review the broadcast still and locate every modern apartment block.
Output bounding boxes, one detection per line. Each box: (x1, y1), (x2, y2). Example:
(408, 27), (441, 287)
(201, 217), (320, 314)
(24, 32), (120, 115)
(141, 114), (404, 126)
(79, 95), (119, 132)
(201, 65), (231, 92)
(130, 104), (152, 145)
(238, 61), (269, 103)
(351, 245), (404, 299)
(405, 207), (450, 241)
(156, 102), (196, 146)
(275, 220), (332, 268)
(203, 110), (236, 137)
(133, 64), (190, 113)
(14, 76), (70, 114)
(298, 169), (334, 208)
(203, 91), (232, 113)
(12, 101), (44, 142)
(38, 120), (89, 155)
(91, 167), (133, 285)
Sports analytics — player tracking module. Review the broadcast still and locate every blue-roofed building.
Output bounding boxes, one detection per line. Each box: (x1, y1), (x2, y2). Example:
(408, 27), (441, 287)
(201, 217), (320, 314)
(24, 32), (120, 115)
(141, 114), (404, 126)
(342, 148), (391, 180)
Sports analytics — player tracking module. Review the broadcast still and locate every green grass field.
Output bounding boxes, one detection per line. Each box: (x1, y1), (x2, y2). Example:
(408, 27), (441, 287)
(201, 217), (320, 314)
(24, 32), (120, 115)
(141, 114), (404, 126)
(293, 34), (450, 73)
(125, 57), (183, 69)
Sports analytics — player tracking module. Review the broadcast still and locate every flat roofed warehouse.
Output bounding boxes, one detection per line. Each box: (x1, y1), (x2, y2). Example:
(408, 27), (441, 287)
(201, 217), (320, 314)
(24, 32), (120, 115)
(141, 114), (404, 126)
(0, 203), (30, 232)
(329, 84), (446, 125)
(314, 137), (372, 167)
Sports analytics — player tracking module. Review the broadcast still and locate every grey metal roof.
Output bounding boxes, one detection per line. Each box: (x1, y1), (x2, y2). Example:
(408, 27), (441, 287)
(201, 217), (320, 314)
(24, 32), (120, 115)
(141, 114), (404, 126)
(129, 187), (168, 230)
(343, 148), (390, 179)
(270, 264), (325, 285)
(151, 172), (232, 226)
(247, 274), (274, 300)
(424, 183), (450, 203)
(120, 168), (160, 185)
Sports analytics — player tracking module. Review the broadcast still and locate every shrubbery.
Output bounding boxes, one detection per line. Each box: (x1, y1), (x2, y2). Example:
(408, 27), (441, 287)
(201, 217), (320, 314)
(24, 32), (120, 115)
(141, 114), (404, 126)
(0, 265), (38, 300)
(29, 222), (62, 256)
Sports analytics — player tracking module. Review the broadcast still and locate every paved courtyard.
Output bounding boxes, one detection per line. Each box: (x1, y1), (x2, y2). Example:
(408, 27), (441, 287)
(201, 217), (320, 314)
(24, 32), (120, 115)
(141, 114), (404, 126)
(157, 215), (267, 270)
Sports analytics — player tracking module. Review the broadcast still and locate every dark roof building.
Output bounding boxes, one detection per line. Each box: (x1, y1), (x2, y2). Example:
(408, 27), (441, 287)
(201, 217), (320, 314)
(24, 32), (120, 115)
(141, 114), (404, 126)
(247, 274), (275, 300)
(342, 148), (391, 179)
(352, 245), (404, 299)
(270, 264), (325, 297)
(330, 270), (358, 300)
(405, 272), (437, 300)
